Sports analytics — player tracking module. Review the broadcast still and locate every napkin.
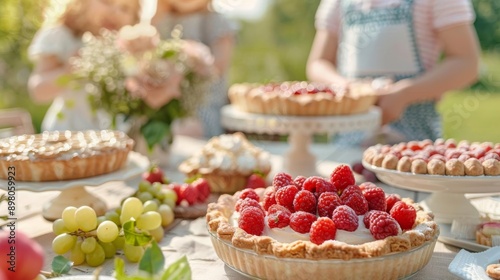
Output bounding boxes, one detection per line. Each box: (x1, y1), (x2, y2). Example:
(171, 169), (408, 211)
(449, 247), (500, 280)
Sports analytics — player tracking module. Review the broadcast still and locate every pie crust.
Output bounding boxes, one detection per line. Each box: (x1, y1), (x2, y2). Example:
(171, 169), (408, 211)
(0, 130), (134, 182)
(206, 188), (439, 279)
(363, 139), (500, 176)
(228, 81), (377, 116)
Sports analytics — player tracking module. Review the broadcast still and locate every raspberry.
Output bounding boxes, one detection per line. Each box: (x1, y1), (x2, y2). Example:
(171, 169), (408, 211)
(339, 185), (362, 199)
(389, 201), (417, 230)
(238, 206), (265, 236)
(239, 188), (260, 202)
(235, 198), (264, 215)
(289, 211), (317, 234)
(341, 192), (369, 215)
(245, 174), (267, 189)
(273, 172), (294, 191)
(262, 190), (276, 211)
(310, 217), (337, 245)
(191, 178), (211, 203)
(329, 164), (355, 193)
(293, 176), (307, 189)
(363, 210), (390, 228)
(369, 214), (400, 240)
(317, 192), (342, 217)
(359, 182), (377, 192)
(180, 184), (198, 205)
(302, 176), (335, 197)
(362, 186), (386, 211)
(331, 205), (358, 231)
(275, 185), (299, 212)
(267, 205), (291, 229)
(293, 190), (317, 214)
(385, 194), (401, 212)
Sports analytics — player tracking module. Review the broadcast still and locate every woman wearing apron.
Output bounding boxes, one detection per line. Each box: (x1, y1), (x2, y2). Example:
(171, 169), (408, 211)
(307, 0), (480, 145)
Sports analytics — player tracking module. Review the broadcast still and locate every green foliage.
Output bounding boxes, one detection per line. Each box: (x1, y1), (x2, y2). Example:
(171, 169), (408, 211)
(473, 0), (500, 50)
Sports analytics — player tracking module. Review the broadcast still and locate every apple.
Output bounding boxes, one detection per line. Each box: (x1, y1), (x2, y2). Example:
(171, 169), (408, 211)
(0, 230), (44, 280)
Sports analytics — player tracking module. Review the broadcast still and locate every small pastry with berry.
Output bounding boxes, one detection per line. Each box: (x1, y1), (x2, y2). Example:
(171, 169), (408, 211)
(476, 222), (500, 247)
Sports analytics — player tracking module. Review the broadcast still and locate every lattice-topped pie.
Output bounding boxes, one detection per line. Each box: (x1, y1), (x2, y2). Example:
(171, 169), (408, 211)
(228, 81), (377, 116)
(0, 130), (134, 181)
(206, 165), (439, 279)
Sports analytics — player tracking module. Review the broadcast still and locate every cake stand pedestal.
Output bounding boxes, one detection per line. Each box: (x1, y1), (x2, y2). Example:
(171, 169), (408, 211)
(0, 152), (149, 221)
(222, 105), (381, 177)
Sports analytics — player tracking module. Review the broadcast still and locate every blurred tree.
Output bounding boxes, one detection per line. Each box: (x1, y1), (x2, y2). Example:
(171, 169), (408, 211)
(473, 0), (500, 51)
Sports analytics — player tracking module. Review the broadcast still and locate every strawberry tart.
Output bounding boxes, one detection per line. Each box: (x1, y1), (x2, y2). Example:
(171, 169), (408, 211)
(228, 81), (377, 116)
(206, 165), (439, 280)
(363, 139), (500, 176)
(0, 130), (134, 181)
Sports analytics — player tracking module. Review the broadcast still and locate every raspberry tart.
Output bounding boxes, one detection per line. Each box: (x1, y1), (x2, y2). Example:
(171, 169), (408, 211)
(476, 222), (500, 247)
(0, 130), (134, 181)
(363, 139), (500, 176)
(206, 165), (439, 280)
(179, 132), (271, 194)
(228, 81), (377, 116)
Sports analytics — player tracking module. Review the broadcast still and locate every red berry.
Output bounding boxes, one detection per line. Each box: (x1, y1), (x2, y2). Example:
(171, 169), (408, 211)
(341, 192), (369, 215)
(339, 185), (362, 199)
(331, 205), (358, 231)
(289, 211), (317, 234)
(293, 176), (307, 189)
(303, 176), (335, 197)
(238, 206), (265, 236)
(352, 162), (364, 175)
(191, 178), (211, 203)
(293, 190), (317, 214)
(180, 184), (198, 206)
(246, 174), (267, 189)
(310, 217), (337, 245)
(142, 165), (165, 184)
(362, 169), (379, 183)
(385, 194), (401, 212)
(235, 198), (264, 214)
(273, 172), (294, 191)
(267, 205), (292, 229)
(329, 164), (355, 193)
(317, 192), (342, 217)
(167, 183), (183, 205)
(275, 185), (299, 212)
(369, 215), (400, 240)
(262, 189), (276, 211)
(239, 188), (260, 202)
(359, 181), (377, 192)
(389, 201), (417, 230)
(363, 210), (390, 228)
(362, 186), (386, 211)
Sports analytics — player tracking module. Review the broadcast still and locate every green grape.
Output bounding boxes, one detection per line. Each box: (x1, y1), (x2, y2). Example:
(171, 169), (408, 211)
(123, 244), (144, 263)
(105, 211), (121, 226)
(158, 204), (175, 227)
(97, 216), (106, 226)
(120, 197), (143, 224)
(151, 198), (162, 206)
(112, 236), (125, 250)
(61, 206), (79, 232)
(161, 188), (178, 203)
(74, 206), (97, 232)
(80, 236), (97, 254)
(162, 197), (176, 210)
(85, 243), (106, 267)
(138, 180), (151, 192)
(52, 219), (69, 235)
(148, 226), (164, 243)
(143, 200), (158, 212)
(137, 191), (154, 203)
(136, 211), (162, 230)
(98, 241), (116, 259)
(52, 233), (77, 255)
(96, 221), (119, 243)
(115, 207), (122, 215)
(70, 240), (86, 265)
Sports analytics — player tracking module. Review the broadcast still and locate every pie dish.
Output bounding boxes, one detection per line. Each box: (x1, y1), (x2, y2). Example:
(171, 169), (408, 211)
(0, 130), (134, 181)
(178, 132), (271, 194)
(228, 81), (377, 116)
(206, 167), (439, 280)
(363, 139), (500, 176)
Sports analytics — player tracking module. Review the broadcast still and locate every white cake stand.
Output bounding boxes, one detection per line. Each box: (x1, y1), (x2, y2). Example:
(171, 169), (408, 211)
(221, 105), (381, 177)
(0, 152), (149, 221)
(362, 161), (500, 224)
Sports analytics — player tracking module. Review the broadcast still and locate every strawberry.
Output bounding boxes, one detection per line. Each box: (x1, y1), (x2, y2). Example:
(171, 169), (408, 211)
(180, 184), (198, 206)
(190, 177), (211, 203)
(245, 173), (267, 189)
(142, 165), (166, 184)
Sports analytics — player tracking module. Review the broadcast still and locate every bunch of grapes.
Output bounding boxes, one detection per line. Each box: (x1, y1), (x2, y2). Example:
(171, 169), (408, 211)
(51, 196), (175, 266)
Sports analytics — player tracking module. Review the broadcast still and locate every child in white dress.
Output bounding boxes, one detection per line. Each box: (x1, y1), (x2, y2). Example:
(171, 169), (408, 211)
(28, 0), (141, 132)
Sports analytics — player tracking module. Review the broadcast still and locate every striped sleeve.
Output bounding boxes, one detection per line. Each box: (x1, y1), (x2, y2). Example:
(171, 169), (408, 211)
(314, 0), (342, 34)
(432, 0), (475, 30)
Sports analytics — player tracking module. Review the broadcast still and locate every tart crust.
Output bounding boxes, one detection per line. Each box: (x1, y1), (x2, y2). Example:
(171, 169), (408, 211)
(0, 130), (134, 181)
(206, 188), (439, 261)
(228, 81), (377, 116)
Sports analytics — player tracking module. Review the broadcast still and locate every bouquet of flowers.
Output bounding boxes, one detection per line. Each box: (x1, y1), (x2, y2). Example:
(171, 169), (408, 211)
(67, 24), (215, 150)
